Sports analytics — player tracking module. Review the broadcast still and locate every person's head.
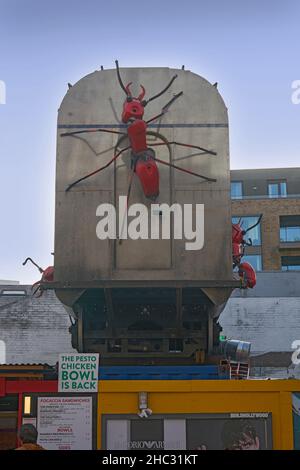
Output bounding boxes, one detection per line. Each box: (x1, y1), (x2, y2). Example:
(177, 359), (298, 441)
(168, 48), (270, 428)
(18, 424), (38, 444)
(221, 420), (260, 450)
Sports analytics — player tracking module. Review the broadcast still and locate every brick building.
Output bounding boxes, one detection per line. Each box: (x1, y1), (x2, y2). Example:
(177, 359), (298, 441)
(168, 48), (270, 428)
(230, 167), (300, 271)
(220, 167), (300, 377)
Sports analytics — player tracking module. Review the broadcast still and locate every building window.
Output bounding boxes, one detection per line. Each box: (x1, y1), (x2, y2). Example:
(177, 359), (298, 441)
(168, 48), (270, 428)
(268, 181), (287, 198)
(0, 289), (26, 296)
(280, 215), (300, 242)
(281, 256), (300, 271)
(231, 181), (243, 199)
(242, 255), (262, 271)
(232, 216), (262, 246)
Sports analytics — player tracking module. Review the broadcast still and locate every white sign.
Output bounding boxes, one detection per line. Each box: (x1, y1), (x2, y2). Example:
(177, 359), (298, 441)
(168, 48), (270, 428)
(22, 417), (37, 427)
(58, 353), (99, 392)
(37, 396), (93, 450)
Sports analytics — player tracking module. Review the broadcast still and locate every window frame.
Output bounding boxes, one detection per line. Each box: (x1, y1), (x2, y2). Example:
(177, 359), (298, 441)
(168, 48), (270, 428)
(281, 256), (300, 271)
(231, 181), (243, 200)
(232, 215), (262, 247)
(279, 215), (300, 243)
(267, 180), (287, 198)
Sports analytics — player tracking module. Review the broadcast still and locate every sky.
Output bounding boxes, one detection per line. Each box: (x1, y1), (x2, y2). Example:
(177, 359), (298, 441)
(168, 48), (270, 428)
(0, 0), (299, 283)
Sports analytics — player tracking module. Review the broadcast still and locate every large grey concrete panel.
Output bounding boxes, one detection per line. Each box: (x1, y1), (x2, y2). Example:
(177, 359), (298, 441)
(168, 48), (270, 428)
(55, 67), (233, 290)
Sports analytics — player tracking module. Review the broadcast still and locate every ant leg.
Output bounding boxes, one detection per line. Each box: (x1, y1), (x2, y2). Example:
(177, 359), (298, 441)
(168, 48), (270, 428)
(35, 288), (44, 298)
(115, 60), (128, 96)
(32, 281), (43, 297)
(31, 281), (40, 291)
(126, 165), (135, 206)
(65, 145), (131, 192)
(22, 257), (44, 273)
(118, 165), (136, 244)
(146, 92), (183, 124)
(60, 128), (126, 137)
(151, 141), (217, 156)
(143, 75), (178, 106)
(155, 157), (216, 182)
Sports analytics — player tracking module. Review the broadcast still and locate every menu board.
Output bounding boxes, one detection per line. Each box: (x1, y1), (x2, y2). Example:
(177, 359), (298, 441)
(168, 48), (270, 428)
(37, 396), (93, 450)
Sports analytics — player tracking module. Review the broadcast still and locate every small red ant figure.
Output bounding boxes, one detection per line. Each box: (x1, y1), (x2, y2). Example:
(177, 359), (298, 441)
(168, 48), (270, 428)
(61, 60), (217, 202)
(22, 257), (54, 297)
(232, 215), (262, 288)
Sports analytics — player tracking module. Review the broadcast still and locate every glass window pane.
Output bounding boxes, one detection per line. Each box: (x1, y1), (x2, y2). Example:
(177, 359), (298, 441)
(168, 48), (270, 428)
(232, 216), (261, 246)
(280, 227), (286, 242)
(242, 255), (262, 271)
(268, 183), (279, 198)
(281, 256), (300, 271)
(268, 181), (287, 198)
(281, 264), (300, 271)
(280, 226), (300, 242)
(287, 227), (300, 241)
(280, 182), (287, 196)
(231, 182), (242, 199)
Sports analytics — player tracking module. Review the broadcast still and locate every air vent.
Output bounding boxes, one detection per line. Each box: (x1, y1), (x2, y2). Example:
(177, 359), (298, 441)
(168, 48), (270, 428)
(1, 289), (27, 296)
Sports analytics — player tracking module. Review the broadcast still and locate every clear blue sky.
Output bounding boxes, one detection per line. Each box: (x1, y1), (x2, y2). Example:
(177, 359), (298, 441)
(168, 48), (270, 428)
(0, 0), (299, 283)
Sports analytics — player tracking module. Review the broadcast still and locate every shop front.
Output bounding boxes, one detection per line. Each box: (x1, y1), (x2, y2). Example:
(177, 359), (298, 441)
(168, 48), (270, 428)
(1, 372), (300, 450)
(97, 379), (299, 450)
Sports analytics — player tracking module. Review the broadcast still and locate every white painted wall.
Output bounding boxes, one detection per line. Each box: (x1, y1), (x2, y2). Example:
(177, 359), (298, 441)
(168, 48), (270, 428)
(0, 286), (75, 364)
(220, 297), (300, 354)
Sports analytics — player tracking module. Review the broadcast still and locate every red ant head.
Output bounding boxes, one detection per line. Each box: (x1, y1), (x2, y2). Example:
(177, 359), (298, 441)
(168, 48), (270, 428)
(121, 82), (146, 123)
(232, 223), (245, 244)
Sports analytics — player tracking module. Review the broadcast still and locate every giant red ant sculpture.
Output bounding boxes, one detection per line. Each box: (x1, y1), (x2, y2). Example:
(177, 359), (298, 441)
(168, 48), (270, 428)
(22, 257), (54, 297)
(61, 60), (217, 201)
(232, 215), (262, 289)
